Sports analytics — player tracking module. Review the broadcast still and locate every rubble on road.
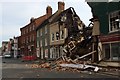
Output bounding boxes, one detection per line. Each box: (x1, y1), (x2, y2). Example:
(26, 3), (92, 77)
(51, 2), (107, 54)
(27, 58), (100, 73)
(59, 63), (99, 72)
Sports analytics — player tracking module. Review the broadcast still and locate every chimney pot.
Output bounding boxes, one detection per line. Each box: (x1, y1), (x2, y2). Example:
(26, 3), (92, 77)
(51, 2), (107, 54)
(58, 1), (65, 11)
(46, 6), (52, 18)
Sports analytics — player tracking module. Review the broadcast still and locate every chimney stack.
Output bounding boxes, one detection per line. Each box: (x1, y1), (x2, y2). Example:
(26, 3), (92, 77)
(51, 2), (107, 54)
(46, 6), (52, 18)
(58, 1), (65, 11)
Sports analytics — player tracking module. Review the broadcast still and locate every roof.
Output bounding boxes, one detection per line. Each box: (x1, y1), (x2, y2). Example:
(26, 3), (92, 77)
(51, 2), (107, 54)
(2, 41), (8, 44)
(36, 7), (80, 31)
(20, 15), (47, 30)
(36, 10), (61, 31)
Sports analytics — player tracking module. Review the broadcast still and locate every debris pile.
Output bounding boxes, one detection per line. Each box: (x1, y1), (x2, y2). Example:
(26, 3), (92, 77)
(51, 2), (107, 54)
(27, 59), (99, 73)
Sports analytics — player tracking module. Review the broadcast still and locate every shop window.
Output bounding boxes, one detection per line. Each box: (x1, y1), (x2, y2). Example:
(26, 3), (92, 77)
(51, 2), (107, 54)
(41, 48), (43, 59)
(45, 49), (48, 58)
(103, 42), (120, 61)
(111, 43), (120, 61)
(103, 44), (110, 60)
(109, 10), (120, 32)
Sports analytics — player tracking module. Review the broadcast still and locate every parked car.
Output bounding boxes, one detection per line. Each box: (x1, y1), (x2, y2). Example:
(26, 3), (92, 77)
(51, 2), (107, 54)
(3, 53), (12, 58)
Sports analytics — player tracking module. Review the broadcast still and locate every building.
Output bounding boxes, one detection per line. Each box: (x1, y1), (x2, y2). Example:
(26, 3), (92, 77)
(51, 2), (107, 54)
(13, 36), (20, 58)
(36, 2), (65, 59)
(87, 2), (120, 67)
(36, 2), (85, 60)
(19, 6), (52, 60)
(2, 41), (9, 55)
(8, 38), (14, 57)
(0, 47), (2, 56)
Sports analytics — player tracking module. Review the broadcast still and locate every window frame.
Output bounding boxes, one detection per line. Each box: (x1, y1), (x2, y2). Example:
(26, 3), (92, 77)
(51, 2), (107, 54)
(51, 33), (54, 42)
(109, 10), (120, 33)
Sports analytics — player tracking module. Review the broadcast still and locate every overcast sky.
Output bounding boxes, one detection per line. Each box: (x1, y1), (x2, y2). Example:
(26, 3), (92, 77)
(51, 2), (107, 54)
(0, 0), (92, 47)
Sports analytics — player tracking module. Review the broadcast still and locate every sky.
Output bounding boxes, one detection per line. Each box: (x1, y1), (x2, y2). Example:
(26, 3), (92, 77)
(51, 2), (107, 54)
(0, 0), (93, 47)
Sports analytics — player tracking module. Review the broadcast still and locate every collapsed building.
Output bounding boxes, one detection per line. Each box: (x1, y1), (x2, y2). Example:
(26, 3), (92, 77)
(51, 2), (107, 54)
(62, 7), (101, 63)
(36, 2), (102, 64)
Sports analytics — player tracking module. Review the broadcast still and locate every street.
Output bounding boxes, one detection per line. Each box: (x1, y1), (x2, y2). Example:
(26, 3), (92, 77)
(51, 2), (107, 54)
(1, 58), (120, 80)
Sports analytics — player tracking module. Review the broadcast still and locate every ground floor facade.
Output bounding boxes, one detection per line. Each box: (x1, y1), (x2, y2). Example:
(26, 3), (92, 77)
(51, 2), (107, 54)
(36, 45), (64, 60)
(100, 34), (120, 67)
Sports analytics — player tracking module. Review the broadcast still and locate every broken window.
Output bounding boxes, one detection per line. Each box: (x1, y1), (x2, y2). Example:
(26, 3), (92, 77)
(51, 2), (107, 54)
(56, 32), (59, 41)
(51, 33), (54, 42)
(109, 10), (120, 32)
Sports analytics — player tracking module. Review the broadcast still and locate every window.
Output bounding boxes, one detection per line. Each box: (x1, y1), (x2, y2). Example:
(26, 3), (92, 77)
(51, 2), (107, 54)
(37, 31), (39, 37)
(109, 10), (120, 32)
(40, 40), (42, 47)
(24, 37), (25, 43)
(103, 42), (120, 61)
(111, 43), (120, 61)
(41, 48), (43, 59)
(26, 28), (28, 33)
(60, 30), (64, 39)
(45, 38), (47, 46)
(103, 44), (110, 60)
(40, 29), (42, 36)
(51, 33), (54, 42)
(30, 26), (31, 31)
(32, 35), (34, 41)
(33, 24), (35, 30)
(23, 30), (25, 34)
(30, 36), (31, 42)
(37, 41), (39, 47)
(45, 49), (48, 58)
(26, 36), (28, 43)
(56, 32), (59, 41)
(45, 26), (47, 34)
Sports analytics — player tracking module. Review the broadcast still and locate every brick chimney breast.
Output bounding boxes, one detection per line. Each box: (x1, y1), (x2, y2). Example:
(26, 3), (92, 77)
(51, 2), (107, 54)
(58, 1), (65, 11)
(46, 6), (52, 18)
